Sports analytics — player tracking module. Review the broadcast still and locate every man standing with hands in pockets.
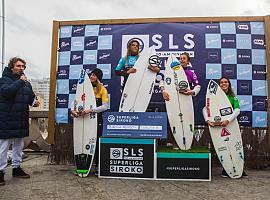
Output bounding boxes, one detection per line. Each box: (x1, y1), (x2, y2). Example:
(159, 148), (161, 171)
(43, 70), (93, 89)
(0, 57), (40, 186)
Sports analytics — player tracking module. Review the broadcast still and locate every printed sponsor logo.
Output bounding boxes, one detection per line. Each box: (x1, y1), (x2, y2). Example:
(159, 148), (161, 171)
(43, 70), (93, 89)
(206, 25), (219, 29)
(238, 54), (251, 59)
(107, 115), (115, 123)
(218, 147), (227, 152)
(220, 107), (233, 116)
(224, 54), (235, 60)
(127, 37), (145, 52)
(221, 128), (231, 137)
(85, 54), (96, 60)
(110, 148), (123, 159)
(253, 70), (266, 75)
(208, 39), (219, 44)
(235, 141), (242, 151)
(254, 85), (265, 92)
(109, 148), (144, 174)
(61, 41), (70, 48)
(224, 68), (234, 76)
(71, 83), (77, 91)
(100, 27), (112, 31)
(214, 116), (221, 122)
(208, 51), (219, 61)
(58, 99), (67, 104)
(99, 53), (110, 60)
(208, 80), (218, 94)
(239, 99), (250, 106)
(207, 68), (219, 76)
(239, 69), (251, 75)
(222, 39), (235, 43)
(165, 77), (171, 85)
(58, 69), (68, 76)
(255, 100), (266, 108)
(74, 27), (84, 33)
(206, 98), (210, 117)
(237, 24), (249, 30)
(239, 115), (249, 123)
(255, 116), (266, 123)
(73, 41), (83, 47)
(253, 39), (264, 46)
(240, 83), (250, 91)
(86, 40), (97, 46)
(72, 55), (82, 61)
(61, 28), (70, 34)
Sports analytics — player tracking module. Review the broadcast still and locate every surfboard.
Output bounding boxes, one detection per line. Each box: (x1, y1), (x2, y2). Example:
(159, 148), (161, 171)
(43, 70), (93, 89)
(73, 69), (97, 177)
(206, 80), (244, 178)
(119, 46), (160, 112)
(163, 54), (194, 150)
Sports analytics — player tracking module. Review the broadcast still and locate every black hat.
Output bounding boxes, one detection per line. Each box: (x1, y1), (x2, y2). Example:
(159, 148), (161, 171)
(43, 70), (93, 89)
(90, 68), (103, 81)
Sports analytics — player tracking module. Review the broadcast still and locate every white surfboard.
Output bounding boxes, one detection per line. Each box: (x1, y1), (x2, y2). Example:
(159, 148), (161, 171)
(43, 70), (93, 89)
(164, 55), (194, 150)
(119, 46), (159, 112)
(206, 80), (244, 178)
(73, 69), (97, 177)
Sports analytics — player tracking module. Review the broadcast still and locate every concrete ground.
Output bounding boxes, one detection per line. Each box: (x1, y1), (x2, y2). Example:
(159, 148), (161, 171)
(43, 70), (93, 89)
(0, 153), (269, 200)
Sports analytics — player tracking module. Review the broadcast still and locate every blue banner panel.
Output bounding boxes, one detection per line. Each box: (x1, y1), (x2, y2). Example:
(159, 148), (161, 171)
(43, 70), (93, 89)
(102, 112), (167, 139)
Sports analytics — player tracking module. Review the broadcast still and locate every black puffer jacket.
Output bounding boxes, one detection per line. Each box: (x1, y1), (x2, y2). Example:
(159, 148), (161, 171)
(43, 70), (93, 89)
(0, 67), (35, 139)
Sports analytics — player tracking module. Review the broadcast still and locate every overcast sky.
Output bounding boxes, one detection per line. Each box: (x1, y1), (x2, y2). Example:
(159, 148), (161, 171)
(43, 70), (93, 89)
(1, 0), (269, 79)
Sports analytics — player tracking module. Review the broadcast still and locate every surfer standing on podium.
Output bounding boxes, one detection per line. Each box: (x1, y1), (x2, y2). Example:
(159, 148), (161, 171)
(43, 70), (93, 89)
(202, 77), (248, 178)
(160, 52), (201, 100)
(115, 39), (160, 91)
(71, 68), (109, 175)
(159, 52), (201, 148)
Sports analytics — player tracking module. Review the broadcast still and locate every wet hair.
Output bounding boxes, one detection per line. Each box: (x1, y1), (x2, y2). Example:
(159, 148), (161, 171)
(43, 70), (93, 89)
(8, 57), (26, 69)
(126, 39), (140, 58)
(180, 52), (190, 62)
(219, 76), (235, 97)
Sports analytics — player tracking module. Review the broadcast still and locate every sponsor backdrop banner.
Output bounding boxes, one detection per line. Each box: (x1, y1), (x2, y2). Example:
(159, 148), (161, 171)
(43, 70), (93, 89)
(99, 138), (155, 178)
(102, 112), (167, 138)
(55, 22), (267, 127)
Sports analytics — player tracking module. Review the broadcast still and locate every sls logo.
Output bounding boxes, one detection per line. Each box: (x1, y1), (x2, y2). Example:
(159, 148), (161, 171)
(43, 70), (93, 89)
(110, 148), (123, 159)
(107, 115), (115, 123)
(127, 37), (145, 52)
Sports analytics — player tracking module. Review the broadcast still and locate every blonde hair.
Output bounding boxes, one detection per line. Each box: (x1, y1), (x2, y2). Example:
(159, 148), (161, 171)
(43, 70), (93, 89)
(93, 79), (103, 94)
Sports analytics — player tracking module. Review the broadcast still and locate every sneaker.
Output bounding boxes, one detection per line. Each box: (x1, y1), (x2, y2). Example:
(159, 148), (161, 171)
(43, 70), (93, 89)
(242, 170), (248, 178)
(0, 171), (5, 186)
(221, 169), (229, 178)
(12, 167), (30, 178)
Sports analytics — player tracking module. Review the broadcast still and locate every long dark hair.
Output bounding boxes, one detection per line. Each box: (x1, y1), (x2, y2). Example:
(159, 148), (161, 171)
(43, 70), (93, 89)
(125, 39), (140, 60)
(219, 77), (235, 97)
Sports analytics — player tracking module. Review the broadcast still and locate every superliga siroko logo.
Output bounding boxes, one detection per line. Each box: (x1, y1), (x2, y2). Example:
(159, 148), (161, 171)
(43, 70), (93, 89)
(109, 147), (144, 174)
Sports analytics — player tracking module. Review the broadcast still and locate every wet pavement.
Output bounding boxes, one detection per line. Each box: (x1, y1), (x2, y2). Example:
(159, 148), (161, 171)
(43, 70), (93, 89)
(0, 153), (269, 200)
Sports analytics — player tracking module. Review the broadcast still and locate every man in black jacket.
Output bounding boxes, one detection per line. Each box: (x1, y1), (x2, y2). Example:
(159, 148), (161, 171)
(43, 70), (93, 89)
(0, 57), (40, 186)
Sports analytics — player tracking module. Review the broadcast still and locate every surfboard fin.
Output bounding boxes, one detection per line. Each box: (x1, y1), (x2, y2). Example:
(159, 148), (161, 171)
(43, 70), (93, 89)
(172, 126), (176, 134)
(183, 137), (186, 145)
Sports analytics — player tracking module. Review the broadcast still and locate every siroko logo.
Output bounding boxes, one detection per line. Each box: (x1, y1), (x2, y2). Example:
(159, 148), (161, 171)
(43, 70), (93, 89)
(110, 148), (123, 159)
(107, 115), (115, 123)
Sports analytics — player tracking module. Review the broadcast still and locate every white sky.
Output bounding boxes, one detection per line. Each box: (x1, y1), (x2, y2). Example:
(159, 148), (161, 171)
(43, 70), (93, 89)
(1, 0), (269, 79)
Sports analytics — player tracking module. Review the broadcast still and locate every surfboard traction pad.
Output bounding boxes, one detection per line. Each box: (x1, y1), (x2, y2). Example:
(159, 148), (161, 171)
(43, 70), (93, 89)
(75, 154), (92, 175)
